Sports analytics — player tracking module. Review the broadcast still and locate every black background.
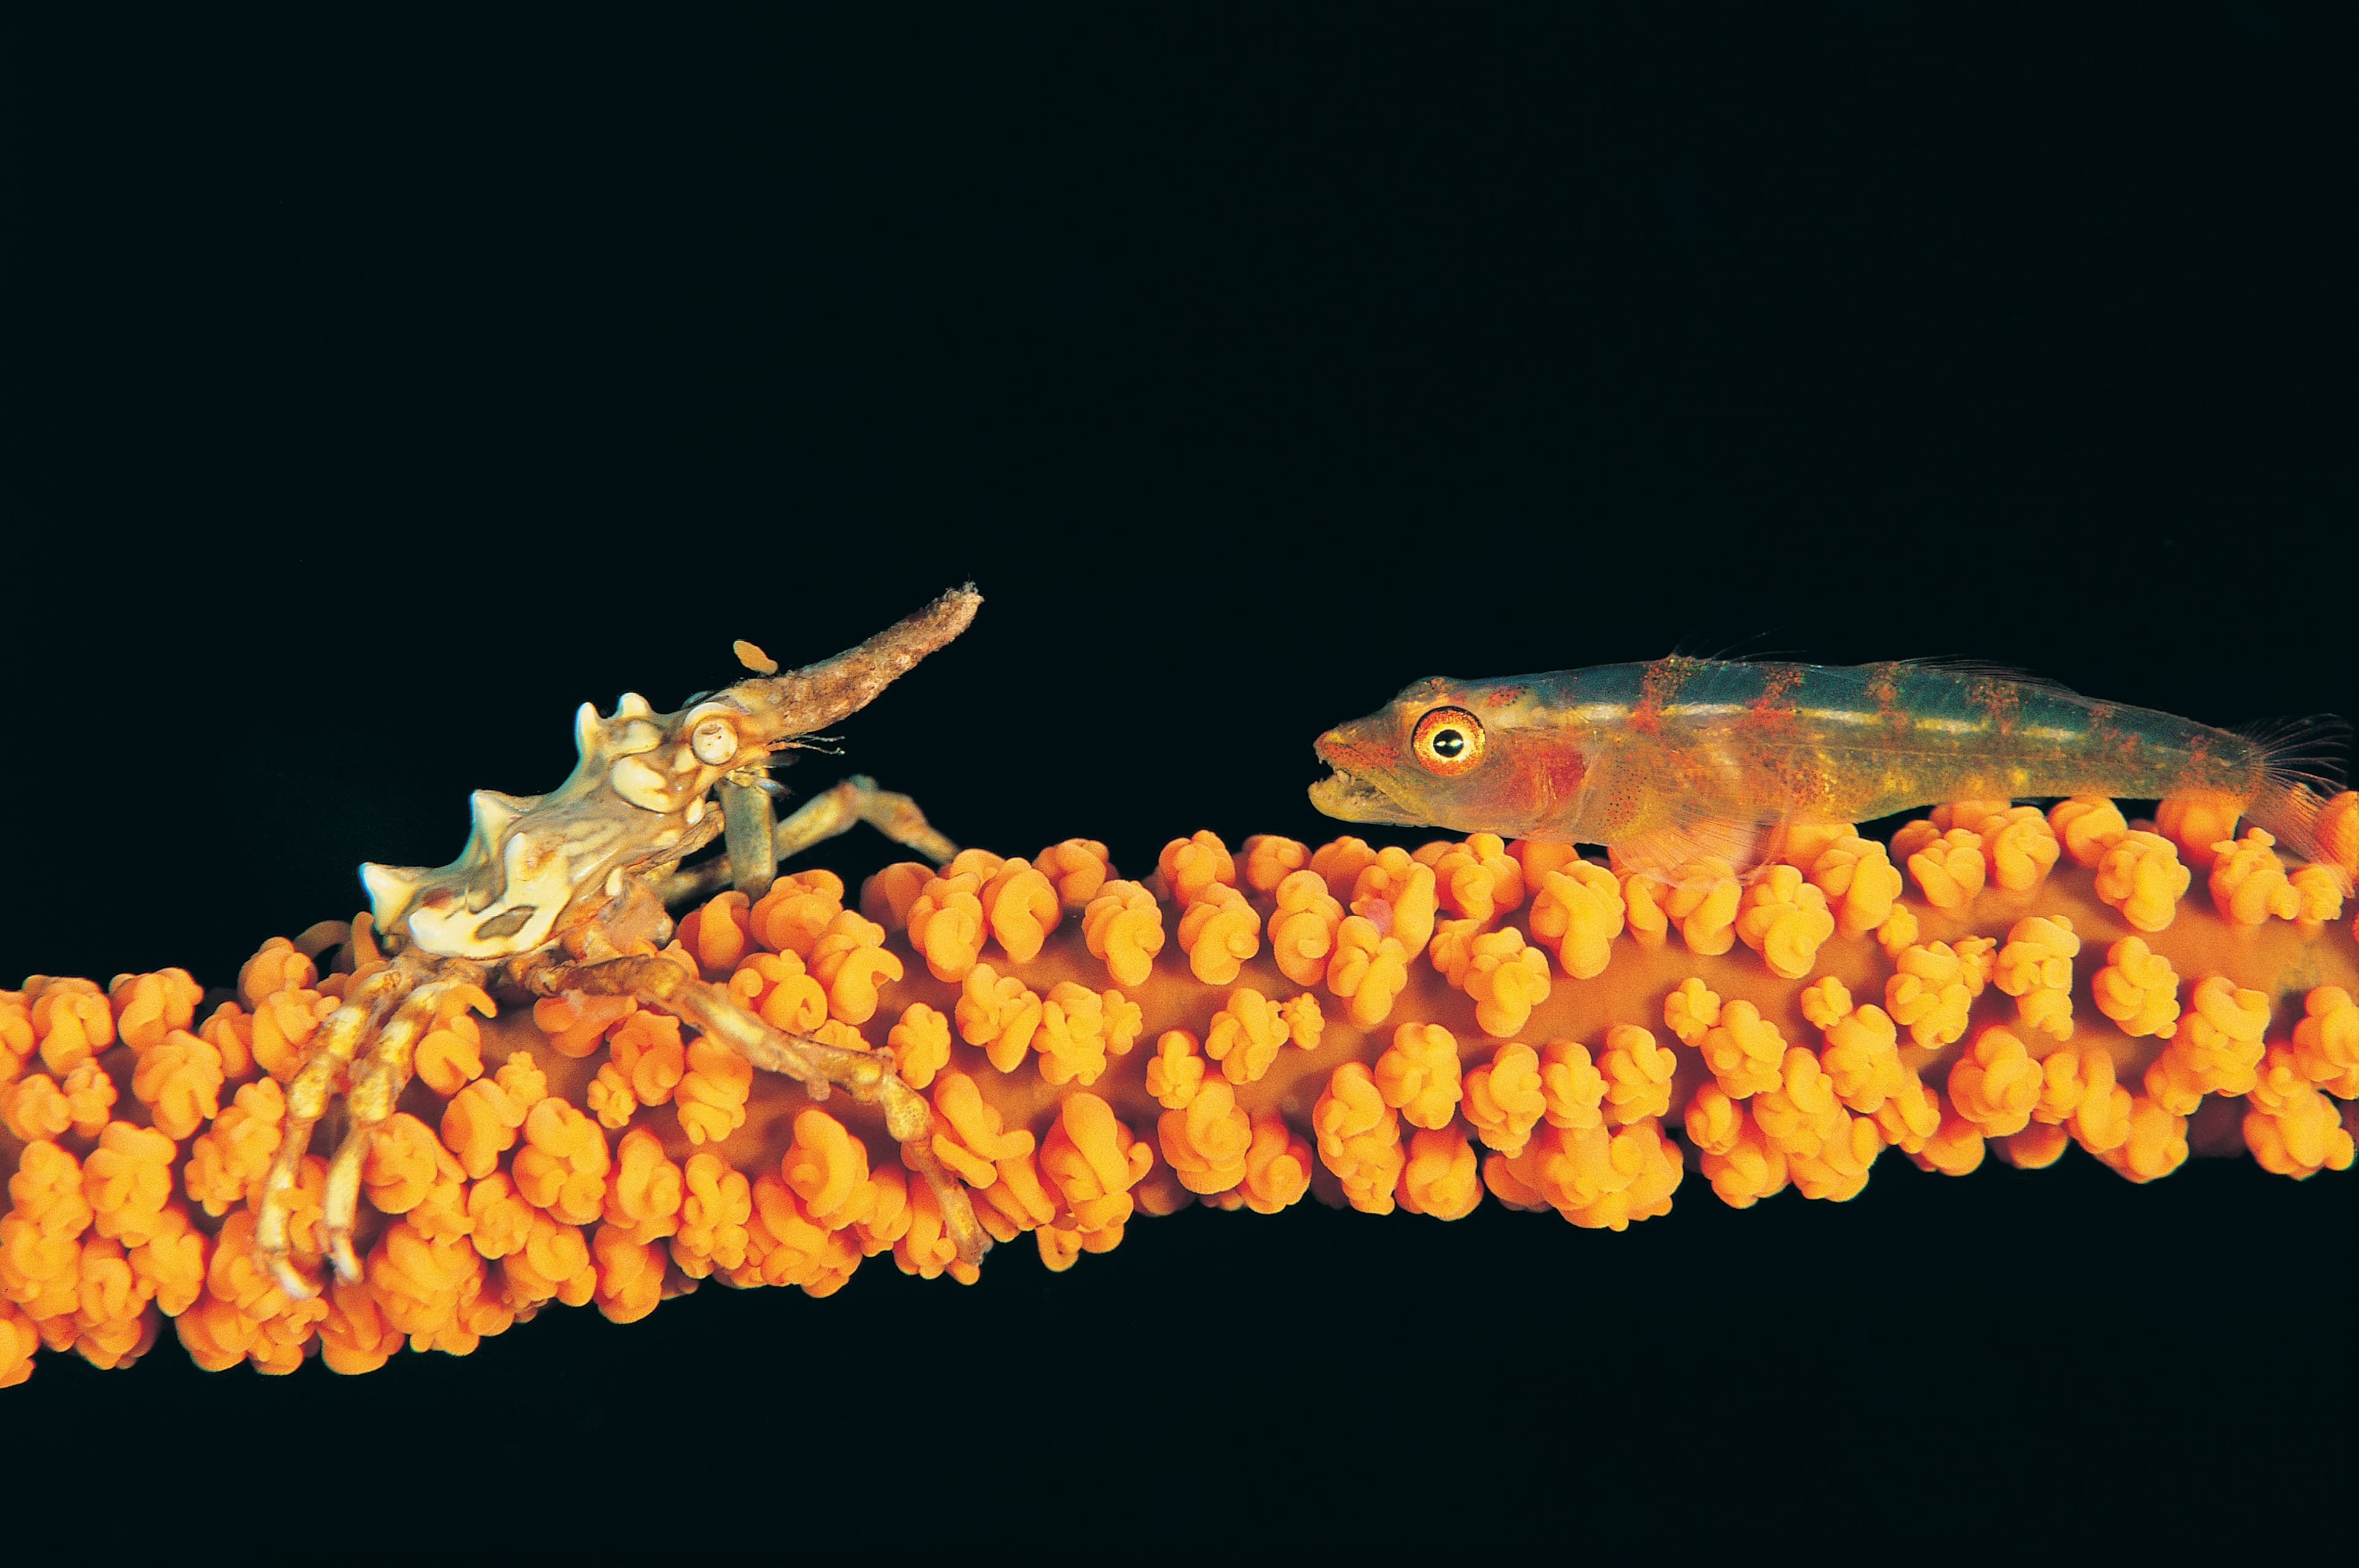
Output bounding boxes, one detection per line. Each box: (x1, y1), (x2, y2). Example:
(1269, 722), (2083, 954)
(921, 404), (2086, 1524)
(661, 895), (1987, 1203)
(9, 10), (2354, 1559)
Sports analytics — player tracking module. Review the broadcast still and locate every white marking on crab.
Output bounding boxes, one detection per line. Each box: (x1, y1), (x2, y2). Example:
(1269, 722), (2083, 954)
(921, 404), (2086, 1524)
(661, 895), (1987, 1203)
(686, 798), (705, 826)
(609, 717), (664, 754)
(359, 861), (430, 926)
(468, 788), (533, 841)
(609, 755), (674, 812)
(407, 832), (574, 959)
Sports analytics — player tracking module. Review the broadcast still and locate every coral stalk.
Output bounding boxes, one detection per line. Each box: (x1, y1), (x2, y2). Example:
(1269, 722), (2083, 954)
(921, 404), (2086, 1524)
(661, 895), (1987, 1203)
(4, 793), (2355, 1383)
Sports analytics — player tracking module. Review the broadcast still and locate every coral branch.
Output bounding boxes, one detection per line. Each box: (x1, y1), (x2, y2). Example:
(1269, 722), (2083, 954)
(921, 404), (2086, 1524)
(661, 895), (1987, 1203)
(4, 793), (2355, 1384)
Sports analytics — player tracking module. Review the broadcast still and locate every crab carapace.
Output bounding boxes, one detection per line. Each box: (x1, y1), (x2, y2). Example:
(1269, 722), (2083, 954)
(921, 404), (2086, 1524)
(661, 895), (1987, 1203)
(254, 586), (992, 1297)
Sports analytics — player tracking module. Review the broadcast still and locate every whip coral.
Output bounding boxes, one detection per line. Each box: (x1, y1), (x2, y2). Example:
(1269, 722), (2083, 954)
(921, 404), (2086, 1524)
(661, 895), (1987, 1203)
(3, 794), (2355, 1384)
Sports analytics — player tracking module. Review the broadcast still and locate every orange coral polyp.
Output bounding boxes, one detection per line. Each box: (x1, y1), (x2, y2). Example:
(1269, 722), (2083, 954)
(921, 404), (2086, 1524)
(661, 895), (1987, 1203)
(3, 795), (2357, 1385)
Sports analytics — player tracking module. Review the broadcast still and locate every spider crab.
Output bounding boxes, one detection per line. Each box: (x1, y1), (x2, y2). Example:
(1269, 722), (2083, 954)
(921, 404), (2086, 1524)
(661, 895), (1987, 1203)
(254, 585), (988, 1297)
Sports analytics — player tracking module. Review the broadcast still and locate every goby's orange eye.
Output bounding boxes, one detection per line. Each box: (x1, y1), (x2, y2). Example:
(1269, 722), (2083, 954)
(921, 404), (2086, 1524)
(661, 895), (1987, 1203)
(1412, 707), (1486, 776)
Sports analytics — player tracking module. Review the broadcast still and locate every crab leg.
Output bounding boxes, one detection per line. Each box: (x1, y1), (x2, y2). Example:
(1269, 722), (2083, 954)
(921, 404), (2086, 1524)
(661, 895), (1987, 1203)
(773, 774), (958, 865)
(254, 962), (417, 1298)
(316, 977), (474, 1283)
(719, 768), (778, 897)
(659, 773), (961, 907)
(557, 951), (989, 1265)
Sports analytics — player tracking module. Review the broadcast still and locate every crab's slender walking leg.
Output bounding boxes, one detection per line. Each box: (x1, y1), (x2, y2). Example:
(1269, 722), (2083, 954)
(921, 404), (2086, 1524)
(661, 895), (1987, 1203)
(255, 963), (418, 1298)
(719, 767), (778, 897)
(316, 977), (474, 1283)
(772, 774), (958, 864)
(659, 774), (961, 907)
(559, 953), (988, 1264)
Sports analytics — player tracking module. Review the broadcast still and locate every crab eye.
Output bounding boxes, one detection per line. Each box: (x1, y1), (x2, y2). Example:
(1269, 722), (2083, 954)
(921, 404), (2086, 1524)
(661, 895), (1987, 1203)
(1412, 706), (1485, 776)
(690, 717), (738, 766)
